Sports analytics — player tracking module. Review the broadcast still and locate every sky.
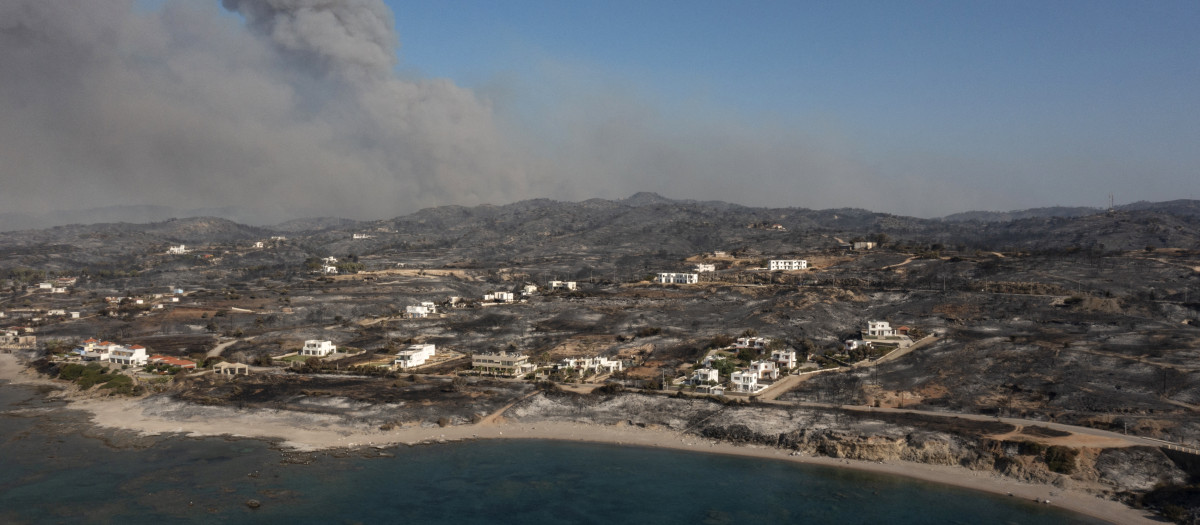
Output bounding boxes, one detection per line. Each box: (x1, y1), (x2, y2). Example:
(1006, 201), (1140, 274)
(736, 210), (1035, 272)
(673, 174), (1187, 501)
(1, 0), (1197, 223)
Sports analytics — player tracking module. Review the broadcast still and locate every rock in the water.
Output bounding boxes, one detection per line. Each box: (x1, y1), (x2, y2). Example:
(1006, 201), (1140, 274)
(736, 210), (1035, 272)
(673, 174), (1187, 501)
(246, 499), (261, 509)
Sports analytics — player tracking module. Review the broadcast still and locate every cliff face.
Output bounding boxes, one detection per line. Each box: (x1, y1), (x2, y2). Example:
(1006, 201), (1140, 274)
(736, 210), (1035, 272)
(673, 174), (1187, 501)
(508, 392), (1189, 498)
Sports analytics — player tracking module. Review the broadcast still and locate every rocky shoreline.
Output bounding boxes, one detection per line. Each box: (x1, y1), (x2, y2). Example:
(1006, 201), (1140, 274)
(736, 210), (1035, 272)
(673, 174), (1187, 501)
(2, 353), (1172, 524)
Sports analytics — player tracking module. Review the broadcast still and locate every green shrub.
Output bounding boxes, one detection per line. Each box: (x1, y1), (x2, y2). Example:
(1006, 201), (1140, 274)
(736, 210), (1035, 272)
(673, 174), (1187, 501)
(1044, 445), (1078, 474)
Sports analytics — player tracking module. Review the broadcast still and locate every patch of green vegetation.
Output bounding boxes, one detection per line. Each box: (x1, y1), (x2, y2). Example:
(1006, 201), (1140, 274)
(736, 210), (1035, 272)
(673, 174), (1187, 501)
(57, 363), (135, 393)
(1044, 445), (1078, 474)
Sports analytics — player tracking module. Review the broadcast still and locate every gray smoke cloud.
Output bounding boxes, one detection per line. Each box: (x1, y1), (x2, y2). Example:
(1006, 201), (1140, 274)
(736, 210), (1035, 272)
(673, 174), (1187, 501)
(0, 0), (537, 223)
(0, 0), (1033, 228)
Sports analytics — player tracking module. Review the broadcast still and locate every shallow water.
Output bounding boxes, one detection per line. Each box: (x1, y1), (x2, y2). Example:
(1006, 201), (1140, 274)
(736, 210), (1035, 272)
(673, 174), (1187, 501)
(0, 382), (1104, 524)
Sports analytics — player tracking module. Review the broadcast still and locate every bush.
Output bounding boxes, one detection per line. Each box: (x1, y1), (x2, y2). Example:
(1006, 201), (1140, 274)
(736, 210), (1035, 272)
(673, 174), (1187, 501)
(1044, 445), (1078, 474)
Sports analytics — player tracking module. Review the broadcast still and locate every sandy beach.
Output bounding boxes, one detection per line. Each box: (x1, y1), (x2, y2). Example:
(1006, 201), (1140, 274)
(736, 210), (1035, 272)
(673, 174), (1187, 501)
(0, 353), (1159, 524)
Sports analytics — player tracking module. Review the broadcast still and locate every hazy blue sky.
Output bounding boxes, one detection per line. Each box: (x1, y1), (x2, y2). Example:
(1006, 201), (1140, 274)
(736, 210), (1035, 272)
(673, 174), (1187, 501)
(388, 0), (1200, 212)
(2, 0), (1197, 222)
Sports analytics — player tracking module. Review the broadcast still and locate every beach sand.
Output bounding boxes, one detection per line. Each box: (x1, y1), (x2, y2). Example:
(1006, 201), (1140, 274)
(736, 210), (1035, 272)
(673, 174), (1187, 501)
(0, 353), (1159, 524)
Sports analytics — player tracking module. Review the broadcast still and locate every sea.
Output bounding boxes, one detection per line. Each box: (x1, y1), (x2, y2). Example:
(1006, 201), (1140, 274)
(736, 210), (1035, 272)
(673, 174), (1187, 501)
(0, 381), (1105, 524)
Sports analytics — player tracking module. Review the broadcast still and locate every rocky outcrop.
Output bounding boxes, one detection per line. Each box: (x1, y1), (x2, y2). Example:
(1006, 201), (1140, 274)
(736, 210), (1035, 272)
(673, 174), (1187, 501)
(507, 392), (1191, 503)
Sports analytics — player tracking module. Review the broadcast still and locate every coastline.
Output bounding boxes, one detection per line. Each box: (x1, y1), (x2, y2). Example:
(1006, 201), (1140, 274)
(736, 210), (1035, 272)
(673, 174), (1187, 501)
(0, 354), (1158, 524)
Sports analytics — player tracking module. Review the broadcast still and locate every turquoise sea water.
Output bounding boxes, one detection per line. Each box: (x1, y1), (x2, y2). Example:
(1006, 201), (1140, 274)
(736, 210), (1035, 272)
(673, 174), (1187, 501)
(0, 382), (1105, 524)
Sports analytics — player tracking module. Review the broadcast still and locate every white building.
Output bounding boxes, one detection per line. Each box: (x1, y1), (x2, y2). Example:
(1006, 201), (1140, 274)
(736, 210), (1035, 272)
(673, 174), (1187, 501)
(730, 370), (760, 393)
(559, 356), (623, 374)
(38, 282), (53, 290)
(768, 260), (808, 271)
(253, 241), (265, 248)
(712, 251), (727, 257)
(845, 339), (867, 351)
(735, 336), (767, 349)
(658, 272), (699, 284)
(407, 303), (437, 318)
(472, 351), (536, 377)
(549, 281), (577, 291)
(771, 349), (797, 369)
(394, 344), (435, 369)
(690, 367), (720, 385)
(492, 291), (515, 303)
(109, 344), (149, 366)
(522, 284), (539, 296)
(167, 245), (188, 254)
(750, 360), (779, 381)
(322, 265), (338, 275)
(1, 329), (36, 348)
(321, 256), (338, 264)
(352, 233), (373, 239)
(853, 241), (877, 250)
(863, 321), (897, 338)
(300, 340), (337, 357)
(695, 264), (716, 272)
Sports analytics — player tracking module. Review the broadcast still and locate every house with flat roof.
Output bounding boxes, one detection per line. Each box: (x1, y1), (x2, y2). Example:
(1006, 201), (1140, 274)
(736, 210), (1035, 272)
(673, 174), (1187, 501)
(109, 344), (149, 366)
(768, 260), (808, 271)
(658, 272), (698, 284)
(863, 321), (896, 338)
(394, 344), (435, 369)
(549, 281), (577, 291)
(730, 370), (761, 393)
(690, 367), (720, 385)
(472, 351), (536, 377)
(300, 340), (336, 357)
(558, 356), (623, 374)
(215, 362), (249, 375)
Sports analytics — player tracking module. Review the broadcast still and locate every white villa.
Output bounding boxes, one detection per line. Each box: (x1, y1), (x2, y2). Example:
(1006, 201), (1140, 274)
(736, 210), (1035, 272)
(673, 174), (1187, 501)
(658, 272), (698, 284)
(482, 291), (511, 303)
(472, 351), (536, 377)
(864, 321), (897, 338)
(394, 344), (436, 369)
(406, 303), (437, 318)
(690, 367), (720, 385)
(750, 360), (779, 381)
(300, 340), (337, 357)
(549, 281), (577, 291)
(522, 284), (539, 296)
(853, 241), (877, 250)
(109, 344), (149, 366)
(695, 263), (716, 272)
(730, 370), (761, 393)
(771, 349), (797, 369)
(167, 245), (189, 254)
(735, 336), (767, 349)
(768, 259), (808, 271)
(322, 265), (338, 275)
(558, 356), (623, 374)
(253, 241), (265, 248)
(321, 256), (338, 264)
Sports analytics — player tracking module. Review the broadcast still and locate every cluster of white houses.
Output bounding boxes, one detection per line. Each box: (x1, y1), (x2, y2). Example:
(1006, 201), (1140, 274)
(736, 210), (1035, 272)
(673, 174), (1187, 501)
(692, 346), (799, 394)
(658, 259), (808, 284)
(69, 337), (195, 369)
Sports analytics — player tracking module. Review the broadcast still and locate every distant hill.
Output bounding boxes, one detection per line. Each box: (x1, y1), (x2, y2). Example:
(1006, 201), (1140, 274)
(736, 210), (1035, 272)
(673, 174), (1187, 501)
(939, 206), (1102, 223)
(1, 196), (1198, 272)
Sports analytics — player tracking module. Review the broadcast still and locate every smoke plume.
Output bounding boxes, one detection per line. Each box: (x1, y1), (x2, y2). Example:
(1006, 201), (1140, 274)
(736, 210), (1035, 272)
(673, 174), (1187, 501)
(0, 0), (536, 222)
